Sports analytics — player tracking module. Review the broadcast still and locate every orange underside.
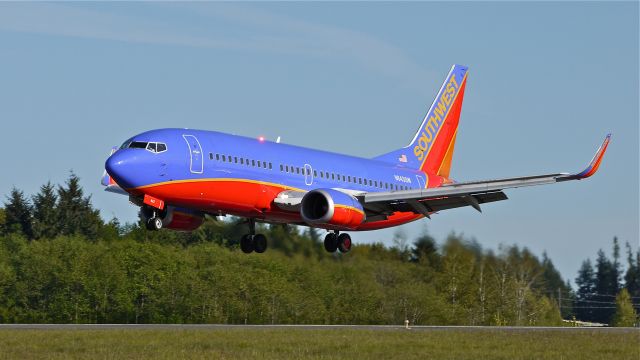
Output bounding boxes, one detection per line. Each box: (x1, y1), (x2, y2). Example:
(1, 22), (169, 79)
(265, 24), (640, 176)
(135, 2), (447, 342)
(131, 180), (422, 231)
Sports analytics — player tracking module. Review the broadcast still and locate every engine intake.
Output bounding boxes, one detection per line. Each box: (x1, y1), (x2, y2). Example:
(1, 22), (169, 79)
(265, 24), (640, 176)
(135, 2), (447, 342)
(300, 189), (365, 229)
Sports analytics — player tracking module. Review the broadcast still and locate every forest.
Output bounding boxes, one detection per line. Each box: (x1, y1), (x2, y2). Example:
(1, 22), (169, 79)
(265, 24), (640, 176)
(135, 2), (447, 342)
(0, 174), (637, 326)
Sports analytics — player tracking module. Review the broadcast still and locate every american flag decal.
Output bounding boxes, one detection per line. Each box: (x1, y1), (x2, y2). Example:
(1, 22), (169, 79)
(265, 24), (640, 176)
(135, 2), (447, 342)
(398, 154), (407, 163)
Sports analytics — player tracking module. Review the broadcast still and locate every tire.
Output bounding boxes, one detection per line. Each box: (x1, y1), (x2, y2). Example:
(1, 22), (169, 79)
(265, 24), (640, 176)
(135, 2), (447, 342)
(253, 234), (267, 253)
(240, 234), (254, 254)
(152, 217), (163, 230)
(337, 233), (352, 253)
(324, 233), (338, 253)
(147, 217), (162, 231)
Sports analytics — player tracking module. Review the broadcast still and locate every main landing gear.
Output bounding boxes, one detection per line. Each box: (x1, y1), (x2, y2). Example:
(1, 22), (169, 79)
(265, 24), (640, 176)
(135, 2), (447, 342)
(324, 231), (352, 253)
(240, 219), (268, 254)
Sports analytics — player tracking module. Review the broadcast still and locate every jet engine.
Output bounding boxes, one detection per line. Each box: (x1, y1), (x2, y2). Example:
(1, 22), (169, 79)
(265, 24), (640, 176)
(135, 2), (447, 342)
(300, 189), (365, 229)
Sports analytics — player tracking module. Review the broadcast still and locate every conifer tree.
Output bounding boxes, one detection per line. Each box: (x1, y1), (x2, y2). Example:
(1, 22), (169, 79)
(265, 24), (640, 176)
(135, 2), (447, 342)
(594, 247), (620, 324)
(0, 207), (5, 234)
(57, 173), (103, 240)
(612, 288), (637, 327)
(32, 182), (59, 239)
(3, 187), (33, 238)
(575, 259), (596, 322)
(624, 242), (640, 299)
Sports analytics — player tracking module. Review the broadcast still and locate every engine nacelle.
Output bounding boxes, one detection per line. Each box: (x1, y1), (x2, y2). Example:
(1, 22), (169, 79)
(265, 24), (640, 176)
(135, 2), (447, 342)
(300, 189), (365, 229)
(141, 206), (204, 231)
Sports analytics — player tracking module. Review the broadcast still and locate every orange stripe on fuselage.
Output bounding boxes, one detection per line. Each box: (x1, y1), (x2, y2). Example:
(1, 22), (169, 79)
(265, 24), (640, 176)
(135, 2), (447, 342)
(131, 178), (420, 231)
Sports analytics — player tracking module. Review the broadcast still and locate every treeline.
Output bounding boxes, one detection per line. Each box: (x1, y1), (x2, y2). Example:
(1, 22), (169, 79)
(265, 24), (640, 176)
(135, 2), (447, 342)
(574, 238), (639, 326)
(0, 175), (636, 326)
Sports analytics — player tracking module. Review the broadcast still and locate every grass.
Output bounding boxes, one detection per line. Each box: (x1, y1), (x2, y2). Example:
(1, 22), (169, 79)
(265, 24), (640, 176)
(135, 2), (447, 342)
(0, 327), (638, 359)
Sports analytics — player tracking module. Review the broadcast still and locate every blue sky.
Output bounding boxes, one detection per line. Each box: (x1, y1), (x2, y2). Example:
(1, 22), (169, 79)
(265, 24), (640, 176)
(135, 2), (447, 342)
(0, 2), (637, 282)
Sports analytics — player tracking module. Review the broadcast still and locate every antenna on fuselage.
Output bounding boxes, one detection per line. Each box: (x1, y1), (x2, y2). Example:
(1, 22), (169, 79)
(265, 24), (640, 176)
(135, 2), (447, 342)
(276, 136), (281, 143)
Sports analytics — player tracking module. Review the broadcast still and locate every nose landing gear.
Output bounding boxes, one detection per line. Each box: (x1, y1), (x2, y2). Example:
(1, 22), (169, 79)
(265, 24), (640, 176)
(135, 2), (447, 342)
(146, 217), (163, 231)
(142, 206), (165, 231)
(324, 231), (352, 253)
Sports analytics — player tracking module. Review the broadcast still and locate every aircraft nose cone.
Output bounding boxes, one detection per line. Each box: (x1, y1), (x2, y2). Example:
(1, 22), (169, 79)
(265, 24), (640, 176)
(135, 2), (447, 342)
(105, 150), (138, 189)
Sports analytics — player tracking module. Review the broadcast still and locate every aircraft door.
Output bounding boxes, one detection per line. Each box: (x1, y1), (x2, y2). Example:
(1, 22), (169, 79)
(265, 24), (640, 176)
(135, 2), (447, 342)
(183, 135), (203, 174)
(304, 164), (314, 186)
(416, 174), (426, 189)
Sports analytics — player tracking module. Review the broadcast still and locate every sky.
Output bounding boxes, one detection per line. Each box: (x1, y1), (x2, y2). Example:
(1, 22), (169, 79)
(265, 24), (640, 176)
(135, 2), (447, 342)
(0, 2), (637, 283)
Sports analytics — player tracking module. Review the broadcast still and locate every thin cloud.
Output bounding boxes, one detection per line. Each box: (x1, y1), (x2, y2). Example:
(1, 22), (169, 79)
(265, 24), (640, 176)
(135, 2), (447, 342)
(0, 3), (431, 82)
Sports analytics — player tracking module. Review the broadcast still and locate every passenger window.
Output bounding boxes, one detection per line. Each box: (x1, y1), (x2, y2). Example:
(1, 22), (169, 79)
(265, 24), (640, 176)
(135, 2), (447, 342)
(222, 155), (226, 162)
(216, 154), (220, 161)
(209, 153), (213, 160)
(234, 157), (238, 163)
(252, 160), (256, 167)
(269, 163), (272, 170)
(240, 158), (244, 165)
(314, 170), (317, 177)
(296, 168), (300, 174)
(280, 164), (284, 171)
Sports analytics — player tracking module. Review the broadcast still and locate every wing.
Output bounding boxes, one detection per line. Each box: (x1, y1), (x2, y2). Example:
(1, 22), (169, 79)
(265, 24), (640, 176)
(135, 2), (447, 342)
(363, 134), (611, 219)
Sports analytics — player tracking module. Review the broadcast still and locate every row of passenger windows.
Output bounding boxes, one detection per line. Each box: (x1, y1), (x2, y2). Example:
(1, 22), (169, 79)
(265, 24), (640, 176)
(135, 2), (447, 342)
(209, 152), (410, 191)
(278, 164), (409, 191)
(209, 153), (273, 170)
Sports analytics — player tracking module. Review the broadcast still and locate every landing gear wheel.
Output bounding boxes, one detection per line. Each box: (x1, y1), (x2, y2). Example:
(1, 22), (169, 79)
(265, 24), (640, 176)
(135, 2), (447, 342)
(337, 233), (352, 253)
(240, 234), (254, 254)
(147, 217), (163, 231)
(324, 233), (338, 253)
(253, 234), (267, 253)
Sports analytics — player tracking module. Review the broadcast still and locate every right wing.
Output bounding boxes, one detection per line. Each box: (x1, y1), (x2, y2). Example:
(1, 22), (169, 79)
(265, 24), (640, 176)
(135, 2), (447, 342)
(362, 134), (611, 219)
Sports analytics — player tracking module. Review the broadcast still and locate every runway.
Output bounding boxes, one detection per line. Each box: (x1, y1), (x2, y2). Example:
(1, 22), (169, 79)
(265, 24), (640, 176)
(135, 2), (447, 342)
(0, 324), (636, 332)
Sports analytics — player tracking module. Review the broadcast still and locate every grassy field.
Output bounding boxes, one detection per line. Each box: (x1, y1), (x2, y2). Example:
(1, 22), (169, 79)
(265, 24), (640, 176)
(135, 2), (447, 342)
(0, 327), (638, 359)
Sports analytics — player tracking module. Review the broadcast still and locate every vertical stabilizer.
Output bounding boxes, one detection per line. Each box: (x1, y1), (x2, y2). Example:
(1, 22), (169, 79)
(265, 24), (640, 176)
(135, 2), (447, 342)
(373, 65), (468, 180)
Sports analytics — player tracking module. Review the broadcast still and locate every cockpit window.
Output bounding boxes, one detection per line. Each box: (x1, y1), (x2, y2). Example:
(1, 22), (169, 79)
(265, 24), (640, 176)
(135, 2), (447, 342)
(125, 141), (167, 153)
(130, 142), (148, 149)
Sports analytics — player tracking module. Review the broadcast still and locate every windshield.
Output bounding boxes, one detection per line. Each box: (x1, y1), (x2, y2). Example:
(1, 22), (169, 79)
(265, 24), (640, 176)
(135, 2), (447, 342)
(121, 140), (167, 153)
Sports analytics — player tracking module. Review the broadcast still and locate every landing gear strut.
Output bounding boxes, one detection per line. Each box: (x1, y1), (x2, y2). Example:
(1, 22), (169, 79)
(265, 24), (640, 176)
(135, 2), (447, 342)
(240, 219), (268, 254)
(324, 231), (352, 253)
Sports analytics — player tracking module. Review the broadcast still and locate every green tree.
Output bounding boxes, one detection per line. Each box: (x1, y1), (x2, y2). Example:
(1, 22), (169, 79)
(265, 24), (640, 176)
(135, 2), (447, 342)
(57, 173), (103, 240)
(411, 231), (439, 266)
(575, 259), (596, 322)
(612, 288), (637, 327)
(31, 182), (59, 240)
(0, 208), (6, 234)
(623, 242), (640, 299)
(594, 248), (619, 324)
(3, 188), (33, 238)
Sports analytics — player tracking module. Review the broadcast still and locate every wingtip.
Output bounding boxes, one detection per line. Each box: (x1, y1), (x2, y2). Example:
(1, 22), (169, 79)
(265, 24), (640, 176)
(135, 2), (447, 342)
(572, 133), (611, 179)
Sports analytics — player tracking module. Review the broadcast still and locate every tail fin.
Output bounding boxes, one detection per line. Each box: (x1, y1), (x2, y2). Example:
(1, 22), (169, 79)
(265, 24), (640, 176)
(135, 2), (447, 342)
(374, 64), (468, 179)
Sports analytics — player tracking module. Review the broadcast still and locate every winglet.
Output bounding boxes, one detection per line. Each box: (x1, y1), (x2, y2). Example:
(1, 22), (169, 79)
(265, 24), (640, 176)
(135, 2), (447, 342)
(570, 134), (611, 180)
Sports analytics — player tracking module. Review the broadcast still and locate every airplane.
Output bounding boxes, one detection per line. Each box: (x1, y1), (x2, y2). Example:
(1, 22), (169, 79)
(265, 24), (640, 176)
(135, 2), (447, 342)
(103, 64), (611, 254)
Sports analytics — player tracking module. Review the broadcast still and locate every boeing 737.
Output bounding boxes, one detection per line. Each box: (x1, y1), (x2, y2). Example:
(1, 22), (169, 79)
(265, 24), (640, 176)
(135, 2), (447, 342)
(103, 65), (610, 254)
